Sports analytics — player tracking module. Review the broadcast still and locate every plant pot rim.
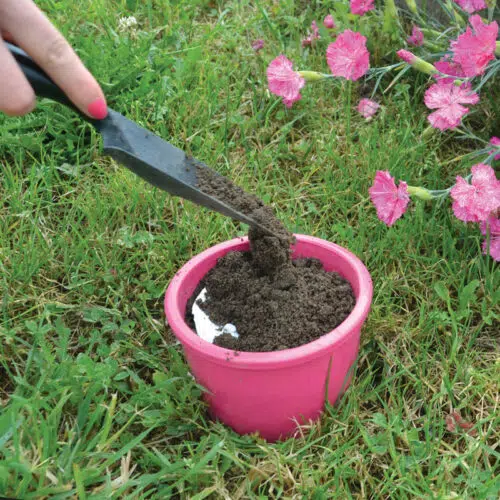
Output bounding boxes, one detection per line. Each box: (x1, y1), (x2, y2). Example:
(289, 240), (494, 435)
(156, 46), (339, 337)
(164, 234), (372, 369)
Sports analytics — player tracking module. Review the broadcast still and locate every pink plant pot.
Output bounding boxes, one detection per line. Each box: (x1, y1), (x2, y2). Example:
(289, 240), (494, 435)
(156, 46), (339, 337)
(164, 234), (372, 441)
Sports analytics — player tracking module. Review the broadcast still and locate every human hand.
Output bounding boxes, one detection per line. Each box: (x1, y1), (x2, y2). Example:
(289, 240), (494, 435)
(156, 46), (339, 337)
(0, 0), (107, 119)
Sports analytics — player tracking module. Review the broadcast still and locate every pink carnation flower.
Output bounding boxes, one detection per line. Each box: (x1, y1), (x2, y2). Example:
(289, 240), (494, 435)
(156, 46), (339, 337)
(480, 215), (500, 261)
(267, 55), (305, 108)
(302, 36), (313, 47)
(453, 0), (486, 14)
(407, 25), (424, 46)
(351, 0), (375, 16)
(324, 14), (336, 29)
(302, 20), (321, 47)
(357, 98), (380, 119)
(252, 39), (265, 52)
(424, 80), (479, 131)
(326, 30), (370, 81)
(369, 171), (410, 226)
(311, 20), (320, 38)
(489, 137), (500, 160)
(450, 164), (500, 223)
(451, 15), (498, 77)
(434, 57), (465, 84)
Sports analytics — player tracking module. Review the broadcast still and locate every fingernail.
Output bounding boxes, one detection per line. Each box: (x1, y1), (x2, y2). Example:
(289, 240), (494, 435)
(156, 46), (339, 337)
(87, 98), (108, 120)
(2, 31), (14, 42)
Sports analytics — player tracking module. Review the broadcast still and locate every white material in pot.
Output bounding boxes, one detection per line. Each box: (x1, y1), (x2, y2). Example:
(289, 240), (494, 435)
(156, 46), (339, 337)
(192, 288), (239, 343)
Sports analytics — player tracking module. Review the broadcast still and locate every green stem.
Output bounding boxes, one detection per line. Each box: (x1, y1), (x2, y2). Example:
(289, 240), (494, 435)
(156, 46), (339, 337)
(428, 189), (451, 198)
(420, 28), (444, 37)
(345, 80), (352, 144)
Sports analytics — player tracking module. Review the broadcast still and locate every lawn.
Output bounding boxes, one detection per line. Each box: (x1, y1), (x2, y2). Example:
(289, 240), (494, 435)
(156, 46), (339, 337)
(0, 0), (499, 498)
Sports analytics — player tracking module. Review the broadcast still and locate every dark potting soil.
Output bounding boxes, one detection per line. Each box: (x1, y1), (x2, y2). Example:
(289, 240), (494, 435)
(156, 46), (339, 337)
(187, 165), (356, 352)
(195, 164), (293, 273)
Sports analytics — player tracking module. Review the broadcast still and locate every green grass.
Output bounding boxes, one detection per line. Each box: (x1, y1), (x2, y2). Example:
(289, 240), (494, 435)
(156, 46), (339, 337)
(1, 0), (499, 498)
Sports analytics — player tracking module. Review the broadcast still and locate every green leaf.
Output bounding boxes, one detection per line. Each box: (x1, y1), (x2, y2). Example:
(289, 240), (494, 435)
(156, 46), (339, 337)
(114, 371), (130, 381)
(434, 282), (450, 303)
(372, 413), (388, 428)
(459, 280), (480, 312)
(152, 371), (170, 386)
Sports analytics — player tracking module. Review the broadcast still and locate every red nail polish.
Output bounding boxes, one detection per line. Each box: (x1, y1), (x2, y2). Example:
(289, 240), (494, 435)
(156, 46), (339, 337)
(87, 98), (108, 120)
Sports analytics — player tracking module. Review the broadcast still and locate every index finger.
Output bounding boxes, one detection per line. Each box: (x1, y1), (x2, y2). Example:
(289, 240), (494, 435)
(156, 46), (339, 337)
(0, 0), (107, 119)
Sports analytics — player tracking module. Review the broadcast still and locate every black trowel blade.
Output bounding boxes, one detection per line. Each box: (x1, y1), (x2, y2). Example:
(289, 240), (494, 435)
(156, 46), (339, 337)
(95, 109), (274, 236)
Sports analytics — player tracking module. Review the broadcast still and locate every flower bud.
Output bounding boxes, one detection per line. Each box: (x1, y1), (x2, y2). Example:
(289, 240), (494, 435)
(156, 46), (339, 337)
(404, 0), (418, 14)
(397, 50), (438, 75)
(407, 186), (433, 200)
(297, 71), (325, 82)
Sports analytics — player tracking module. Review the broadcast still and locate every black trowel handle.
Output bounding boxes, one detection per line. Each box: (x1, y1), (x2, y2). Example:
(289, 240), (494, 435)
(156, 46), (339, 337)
(6, 42), (96, 122)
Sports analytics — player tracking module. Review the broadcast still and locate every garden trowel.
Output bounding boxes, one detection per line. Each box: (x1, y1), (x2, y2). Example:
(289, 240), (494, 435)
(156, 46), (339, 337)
(6, 42), (273, 236)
